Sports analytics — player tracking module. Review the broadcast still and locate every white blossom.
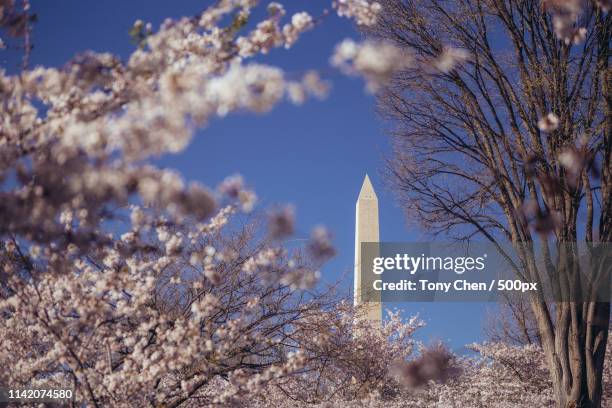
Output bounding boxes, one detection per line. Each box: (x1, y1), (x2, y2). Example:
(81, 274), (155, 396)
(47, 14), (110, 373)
(538, 112), (560, 132)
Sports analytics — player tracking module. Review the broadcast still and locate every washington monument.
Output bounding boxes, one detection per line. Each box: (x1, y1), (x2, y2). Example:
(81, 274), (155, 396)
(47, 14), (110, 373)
(354, 174), (382, 324)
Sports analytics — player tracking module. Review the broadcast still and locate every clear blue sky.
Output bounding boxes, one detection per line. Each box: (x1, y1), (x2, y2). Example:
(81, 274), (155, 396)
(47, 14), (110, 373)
(2, 0), (492, 352)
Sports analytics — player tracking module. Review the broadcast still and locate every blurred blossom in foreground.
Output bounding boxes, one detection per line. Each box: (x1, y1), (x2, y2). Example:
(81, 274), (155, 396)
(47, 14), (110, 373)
(392, 343), (458, 388)
(331, 39), (412, 92)
(268, 205), (296, 239)
(537, 112), (560, 132)
(307, 226), (337, 261)
(433, 46), (470, 73)
(540, 0), (602, 45)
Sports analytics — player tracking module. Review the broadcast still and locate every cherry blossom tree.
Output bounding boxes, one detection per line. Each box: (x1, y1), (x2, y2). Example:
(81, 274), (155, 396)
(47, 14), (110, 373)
(241, 340), (611, 407)
(0, 0), (403, 406)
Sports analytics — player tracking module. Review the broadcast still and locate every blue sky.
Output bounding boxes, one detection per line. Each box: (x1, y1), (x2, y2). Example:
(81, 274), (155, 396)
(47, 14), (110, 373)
(2, 0), (493, 351)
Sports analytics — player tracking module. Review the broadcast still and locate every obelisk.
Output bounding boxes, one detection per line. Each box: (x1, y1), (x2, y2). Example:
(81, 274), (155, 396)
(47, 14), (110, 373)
(354, 174), (382, 324)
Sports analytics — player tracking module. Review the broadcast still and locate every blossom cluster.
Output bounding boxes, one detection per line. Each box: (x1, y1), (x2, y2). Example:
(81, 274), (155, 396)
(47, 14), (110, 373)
(542, 0), (610, 45)
(230, 340), (611, 407)
(333, 0), (382, 26)
(0, 205), (336, 406)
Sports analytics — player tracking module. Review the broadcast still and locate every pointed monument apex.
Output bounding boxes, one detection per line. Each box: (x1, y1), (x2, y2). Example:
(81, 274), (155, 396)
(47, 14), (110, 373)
(358, 174), (377, 201)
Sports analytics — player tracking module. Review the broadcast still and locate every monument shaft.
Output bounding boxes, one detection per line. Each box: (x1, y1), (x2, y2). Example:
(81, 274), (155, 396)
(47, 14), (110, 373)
(354, 175), (382, 323)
